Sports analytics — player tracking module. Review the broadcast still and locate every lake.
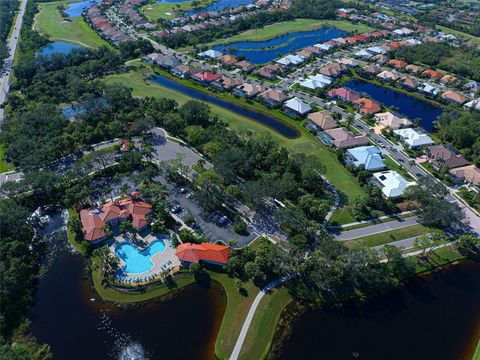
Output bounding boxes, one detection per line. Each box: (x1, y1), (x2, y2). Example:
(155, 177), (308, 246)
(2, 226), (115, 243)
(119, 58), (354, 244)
(344, 79), (443, 132)
(65, 0), (101, 18)
(150, 74), (300, 138)
(38, 41), (83, 57)
(28, 211), (226, 360)
(212, 27), (348, 64)
(280, 261), (480, 360)
(187, 0), (254, 14)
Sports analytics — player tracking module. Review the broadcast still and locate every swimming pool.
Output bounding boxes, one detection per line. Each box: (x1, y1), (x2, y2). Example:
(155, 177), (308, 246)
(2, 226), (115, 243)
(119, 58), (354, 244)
(115, 240), (167, 274)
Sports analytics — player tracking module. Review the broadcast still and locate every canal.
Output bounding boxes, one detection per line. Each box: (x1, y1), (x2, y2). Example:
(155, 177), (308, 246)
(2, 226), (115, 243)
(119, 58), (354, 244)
(150, 74), (300, 138)
(280, 260), (480, 360)
(28, 211), (226, 360)
(344, 78), (443, 132)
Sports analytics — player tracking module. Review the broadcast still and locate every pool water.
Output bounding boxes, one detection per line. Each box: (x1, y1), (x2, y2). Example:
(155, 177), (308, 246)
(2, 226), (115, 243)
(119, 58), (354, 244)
(115, 240), (167, 274)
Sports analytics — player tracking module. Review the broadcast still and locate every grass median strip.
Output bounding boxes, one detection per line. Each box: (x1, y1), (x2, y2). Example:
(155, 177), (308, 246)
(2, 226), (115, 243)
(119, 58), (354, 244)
(345, 224), (440, 248)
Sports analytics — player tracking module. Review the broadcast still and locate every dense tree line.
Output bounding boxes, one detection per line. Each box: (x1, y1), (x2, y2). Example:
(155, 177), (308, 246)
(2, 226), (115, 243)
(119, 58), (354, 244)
(0, 0), (18, 63)
(288, 0), (341, 20)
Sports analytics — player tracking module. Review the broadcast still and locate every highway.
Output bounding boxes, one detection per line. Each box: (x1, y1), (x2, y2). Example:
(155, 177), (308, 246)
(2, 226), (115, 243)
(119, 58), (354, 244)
(0, 0), (27, 123)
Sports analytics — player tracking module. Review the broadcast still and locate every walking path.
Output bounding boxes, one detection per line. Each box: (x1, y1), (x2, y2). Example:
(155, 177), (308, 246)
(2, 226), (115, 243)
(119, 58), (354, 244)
(335, 216), (419, 241)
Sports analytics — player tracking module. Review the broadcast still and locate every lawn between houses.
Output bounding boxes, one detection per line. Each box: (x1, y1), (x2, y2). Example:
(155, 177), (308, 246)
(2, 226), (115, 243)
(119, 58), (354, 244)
(102, 65), (366, 205)
(140, 0), (213, 21)
(35, 0), (111, 49)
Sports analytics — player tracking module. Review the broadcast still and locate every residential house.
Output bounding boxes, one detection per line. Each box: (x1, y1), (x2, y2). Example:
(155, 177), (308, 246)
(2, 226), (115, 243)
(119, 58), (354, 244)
(258, 89), (288, 108)
(153, 54), (180, 70)
(355, 49), (374, 60)
(283, 97), (312, 118)
(315, 43), (333, 51)
(345, 145), (386, 171)
(372, 54), (388, 64)
(450, 165), (480, 186)
(219, 54), (237, 67)
(327, 87), (360, 102)
(441, 90), (467, 105)
(377, 70), (401, 82)
(353, 98), (382, 114)
(373, 171), (416, 197)
(388, 59), (408, 69)
(296, 49), (315, 59)
(401, 77), (418, 90)
(171, 64), (201, 79)
(319, 62), (346, 77)
(361, 64), (382, 75)
(304, 46), (322, 55)
(464, 99), (480, 111)
(418, 82), (441, 97)
(367, 46), (387, 54)
(80, 194), (152, 243)
(299, 74), (333, 91)
(175, 242), (230, 266)
(427, 145), (469, 170)
(319, 127), (369, 149)
(394, 128), (434, 148)
(256, 67), (276, 80)
(192, 71), (222, 85)
(233, 83), (266, 98)
(422, 69), (444, 80)
(405, 64), (425, 74)
(212, 76), (243, 91)
(236, 60), (255, 73)
(440, 74), (457, 85)
(307, 110), (337, 132)
(339, 57), (362, 68)
(197, 49), (223, 59)
(374, 111), (412, 129)
(276, 54), (306, 67)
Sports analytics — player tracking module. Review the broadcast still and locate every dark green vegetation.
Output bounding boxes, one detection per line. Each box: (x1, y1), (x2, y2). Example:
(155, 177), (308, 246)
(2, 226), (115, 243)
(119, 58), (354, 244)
(159, 0), (342, 49)
(391, 42), (480, 81)
(0, 0), (18, 63)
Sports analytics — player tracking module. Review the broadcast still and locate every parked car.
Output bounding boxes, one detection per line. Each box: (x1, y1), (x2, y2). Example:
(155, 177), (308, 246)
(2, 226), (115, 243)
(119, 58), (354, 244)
(216, 215), (228, 226)
(170, 202), (182, 213)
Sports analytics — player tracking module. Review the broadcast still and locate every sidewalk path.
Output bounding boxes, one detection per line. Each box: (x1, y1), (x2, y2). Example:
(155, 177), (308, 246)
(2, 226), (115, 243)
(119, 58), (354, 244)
(335, 216), (419, 241)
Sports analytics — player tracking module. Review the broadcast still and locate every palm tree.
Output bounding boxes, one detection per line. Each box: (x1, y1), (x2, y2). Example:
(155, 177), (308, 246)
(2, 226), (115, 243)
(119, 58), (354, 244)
(119, 184), (129, 198)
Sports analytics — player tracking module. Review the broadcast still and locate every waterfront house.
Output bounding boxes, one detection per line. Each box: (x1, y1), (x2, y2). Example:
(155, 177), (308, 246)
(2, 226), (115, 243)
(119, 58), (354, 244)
(401, 77), (418, 90)
(377, 70), (401, 82)
(212, 76), (243, 91)
(197, 49), (223, 59)
(319, 127), (369, 149)
(373, 170), (416, 197)
(374, 111), (412, 130)
(258, 89), (288, 108)
(296, 49), (315, 59)
(315, 43), (333, 51)
(450, 165), (480, 186)
(219, 54), (237, 68)
(276, 54), (306, 67)
(345, 145), (386, 171)
(80, 194), (152, 243)
(418, 82), (441, 97)
(236, 60), (256, 73)
(192, 71), (222, 85)
(282, 97), (312, 118)
(394, 128), (434, 148)
(307, 110), (337, 132)
(426, 145), (469, 170)
(175, 242), (230, 266)
(327, 87), (360, 102)
(154, 54), (181, 70)
(353, 98), (382, 114)
(171, 64), (201, 79)
(304, 46), (323, 55)
(441, 90), (467, 105)
(256, 67), (276, 80)
(233, 83), (266, 99)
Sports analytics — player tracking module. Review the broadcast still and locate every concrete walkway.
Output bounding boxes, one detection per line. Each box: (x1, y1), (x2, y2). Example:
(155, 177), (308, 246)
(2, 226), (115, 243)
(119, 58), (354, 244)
(335, 216), (419, 241)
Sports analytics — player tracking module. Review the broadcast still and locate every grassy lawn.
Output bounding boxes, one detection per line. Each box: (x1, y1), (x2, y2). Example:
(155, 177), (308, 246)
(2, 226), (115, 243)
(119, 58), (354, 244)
(208, 19), (375, 47)
(238, 287), (292, 360)
(383, 154), (414, 180)
(141, 0), (212, 21)
(436, 25), (480, 45)
(328, 207), (356, 225)
(413, 246), (465, 273)
(35, 0), (111, 48)
(103, 66), (366, 204)
(345, 223), (440, 248)
(0, 144), (14, 173)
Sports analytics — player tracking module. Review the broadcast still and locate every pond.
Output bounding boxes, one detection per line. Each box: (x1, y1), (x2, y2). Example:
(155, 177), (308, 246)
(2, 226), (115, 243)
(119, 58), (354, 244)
(28, 211), (226, 360)
(344, 79), (443, 132)
(65, 0), (101, 18)
(186, 0), (254, 15)
(212, 27), (348, 64)
(150, 74), (300, 138)
(38, 41), (83, 57)
(280, 261), (480, 360)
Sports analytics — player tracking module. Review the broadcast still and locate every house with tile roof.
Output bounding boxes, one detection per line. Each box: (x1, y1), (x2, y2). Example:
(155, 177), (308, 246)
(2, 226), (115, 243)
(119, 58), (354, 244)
(353, 98), (382, 114)
(192, 71), (222, 85)
(450, 165), (480, 186)
(345, 145), (386, 171)
(373, 171), (416, 198)
(405, 64), (425, 74)
(175, 242), (230, 266)
(327, 87), (360, 102)
(307, 110), (338, 132)
(258, 89), (288, 108)
(388, 59), (408, 69)
(319, 127), (369, 149)
(233, 83), (266, 99)
(377, 70), (401, 82)
(394, 128), (434, 148)
(236, 60), (255, 73)
(441, 90), (467, 105)
(427, 145), (469, 170)
(218, 54), (237, 67)
(374, 112), (412, 130)
(422, 69), (444, 79)
(80, 194), (152, 243)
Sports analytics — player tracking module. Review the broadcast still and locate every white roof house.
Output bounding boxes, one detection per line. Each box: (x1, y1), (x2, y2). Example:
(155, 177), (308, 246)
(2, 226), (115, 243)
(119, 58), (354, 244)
(418, 82), (441, 96)
(464, 99), (480, 111)
(283, 97), (312, 115)
(198, 49), (223, 59)
(405, 38), (421, 45)
(299, 74), (333, 90)
(355, 49), (373, 59)
(394, 128), (434, 148)
(367, 46), (387, 54)
(276, 54), (305, 66)
(373, 171), (416, 198)
(315, 43), (332, 51)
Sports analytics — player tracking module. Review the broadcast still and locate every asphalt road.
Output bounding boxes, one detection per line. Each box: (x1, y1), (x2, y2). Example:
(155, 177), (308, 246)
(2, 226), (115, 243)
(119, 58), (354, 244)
(0, 0), (27, 123)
